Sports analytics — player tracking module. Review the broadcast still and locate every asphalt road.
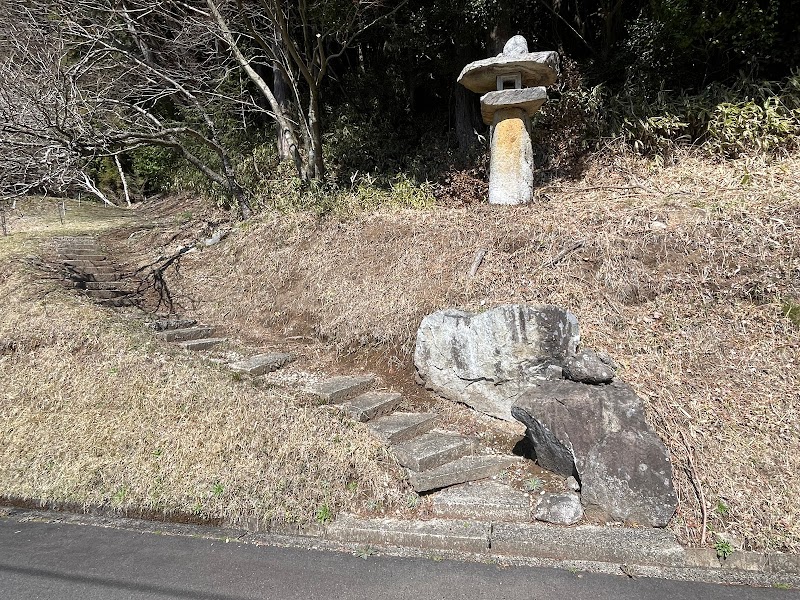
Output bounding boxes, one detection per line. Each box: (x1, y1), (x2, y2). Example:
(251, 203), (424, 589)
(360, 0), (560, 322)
(0, 518), (794, 600)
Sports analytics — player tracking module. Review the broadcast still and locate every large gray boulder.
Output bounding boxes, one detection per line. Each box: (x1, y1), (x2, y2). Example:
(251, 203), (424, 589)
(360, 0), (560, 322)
(511, 380), (677, 527)
(414, 305), (580, 421)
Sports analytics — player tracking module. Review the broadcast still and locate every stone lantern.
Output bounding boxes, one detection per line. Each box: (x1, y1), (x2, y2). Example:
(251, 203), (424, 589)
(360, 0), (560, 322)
(458, 36), (558, 205)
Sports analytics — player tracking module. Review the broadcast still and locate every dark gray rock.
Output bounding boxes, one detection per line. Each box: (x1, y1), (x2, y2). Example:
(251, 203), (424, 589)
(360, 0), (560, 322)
(512, 380), (677, 527)
(414, 304), (580, 421)
(535, 492), (583, 525)
(563, 349), (615, 384)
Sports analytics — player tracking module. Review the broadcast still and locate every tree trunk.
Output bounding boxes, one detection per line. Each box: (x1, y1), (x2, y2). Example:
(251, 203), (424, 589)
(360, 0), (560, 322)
(454, 77), (483, 153)
(274, 67), (293, 161)
(306, 89), (324, 180)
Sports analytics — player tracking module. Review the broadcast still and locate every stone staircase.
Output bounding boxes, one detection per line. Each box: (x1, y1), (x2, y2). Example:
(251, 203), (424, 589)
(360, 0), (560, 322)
(148, 318), (228, 352)
(307, 375), (524, 510)
(142, 325), (530, 519)
(54, 236), (134, 307)
(51, 236), (534, 522)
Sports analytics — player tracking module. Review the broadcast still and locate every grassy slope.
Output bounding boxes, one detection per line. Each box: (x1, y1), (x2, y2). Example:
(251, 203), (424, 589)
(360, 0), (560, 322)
(2, 149), (798, 552)
(0, 198), (406, 526)
(144, 150), (800, 552)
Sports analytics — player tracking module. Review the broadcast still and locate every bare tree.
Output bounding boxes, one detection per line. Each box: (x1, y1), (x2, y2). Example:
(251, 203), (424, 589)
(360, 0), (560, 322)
(1, 1), (258, 216)
(205, 0), (407, 180)
(0, 5), (112, 204)
(1, 0), (406, 219)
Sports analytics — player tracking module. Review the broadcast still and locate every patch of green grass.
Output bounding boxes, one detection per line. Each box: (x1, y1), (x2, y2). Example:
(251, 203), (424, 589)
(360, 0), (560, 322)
(354, 546), (376, 560)
(716, 500), (730, 517)
(523, 477), (543, 492)
(211, 482), (224, 497)
(772, 582), (793, 590)
(315, 503), (332, 525)
(715, 539), (734, 559)
(783, 301), (800, 327)
(112, 486), (127, 505)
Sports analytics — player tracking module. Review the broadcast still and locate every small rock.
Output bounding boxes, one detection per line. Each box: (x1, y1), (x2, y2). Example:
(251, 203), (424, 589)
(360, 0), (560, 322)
(535, 492), (583, 525)
(545, 365), (563, 380)
(595, 351), (619, 370)
(502, 35), (529, 56)
(650, 221), (667, 231)
(563, 349), (615, 384)
(565, 476), (581, 492)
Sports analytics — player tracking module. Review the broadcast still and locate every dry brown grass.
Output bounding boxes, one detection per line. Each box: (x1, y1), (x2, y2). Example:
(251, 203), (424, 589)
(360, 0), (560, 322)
(132, 148), (800, 552)
(0, 201), (407, 526)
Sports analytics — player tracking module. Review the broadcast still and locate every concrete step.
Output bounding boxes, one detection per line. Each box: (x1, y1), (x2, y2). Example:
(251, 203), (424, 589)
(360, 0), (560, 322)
(57, 246), (100, 253)
(391, 431), (478, 472)
(100, 297), (136, 308)
(79, 265), (117, 275)
(86, 289), (129, 300)
(179, 338), (227, 351)
(409, 454), (521, 493)
(56, 242), (97, 249)
(63, 259), (106, 268)
(367, 412), (439, 444)
(227, 352), (293, 376)
(308, 375), (376, 404)
(156, 326), (214, 342)
(84, 273), (121, 282)
(147, 319), (198, 331)
(429, 481), (531, 522)
(339, 391), (402, 422)
(61, 254), (107, 261)
(85, 281), (130, 291)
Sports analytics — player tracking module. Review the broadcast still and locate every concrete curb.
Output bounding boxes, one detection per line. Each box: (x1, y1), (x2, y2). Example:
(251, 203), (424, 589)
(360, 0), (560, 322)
(325, 514), (800, 586)
(2, 505), (799, 588)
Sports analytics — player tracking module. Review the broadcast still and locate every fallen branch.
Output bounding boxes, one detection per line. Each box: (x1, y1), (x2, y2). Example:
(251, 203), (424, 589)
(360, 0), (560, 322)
(680, 430), (708, 546)
(135, 244), (195, 313)
(468, 249), (487, 278)
(544, 239), (585, 268)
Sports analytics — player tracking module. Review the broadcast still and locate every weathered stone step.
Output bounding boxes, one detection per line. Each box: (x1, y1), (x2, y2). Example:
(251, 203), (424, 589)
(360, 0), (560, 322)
(63, 259), (107, 268)
(367, 412), (439, 444)
(100, 297), (135, 308)
(179, 338), (227, 351)
(86, 289), (129, 300)
(339, 391), (401, 422)
(156, 326), (214, 342)
(85, 281), (129, 291)
(409, 454), (521, 493)
(84, 273), (121, 282)
(430, 481), (531, 522)
(57, 246), (100, 253)
(147, 319), (197, 331)
(391, 431), (477, 472)
(56, 241), (97, 248)
(61, 254), (107, 261)
(79, 265), (117, 275)
(227, 352), (293, 376)
(308, 375), (376, 404)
